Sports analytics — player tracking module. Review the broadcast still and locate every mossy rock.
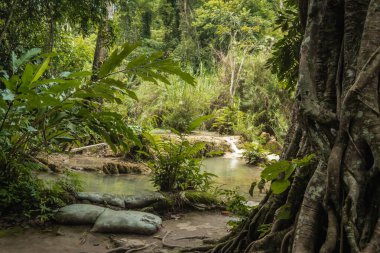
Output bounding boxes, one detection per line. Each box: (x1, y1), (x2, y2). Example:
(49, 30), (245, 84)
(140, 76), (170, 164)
(151, 192), (175, 211)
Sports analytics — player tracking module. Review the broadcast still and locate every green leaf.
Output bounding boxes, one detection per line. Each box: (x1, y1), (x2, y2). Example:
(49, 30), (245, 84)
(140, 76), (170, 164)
(29, 78), (66, 89)
(125, 90), (138, 101)
(31, 58), (50, 83)
(21, 64), (34, 87)
(187, 115), (214, 132)
(292, 154), (315, 167)
(12, 48), (42, 73)
(155, 63), (195, 86)
(98, 42), (139, 78)
(261, 160), (291, 181)
(0, 77), (15, 92)
(271, 179), (290, 194)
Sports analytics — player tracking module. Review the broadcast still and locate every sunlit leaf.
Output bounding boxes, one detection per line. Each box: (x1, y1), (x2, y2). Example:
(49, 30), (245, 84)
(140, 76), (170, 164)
(31, 58), (50, 83)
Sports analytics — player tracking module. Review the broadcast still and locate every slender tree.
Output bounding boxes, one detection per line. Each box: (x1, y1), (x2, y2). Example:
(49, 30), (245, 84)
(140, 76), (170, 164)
(205, 0), (380, 252)
(92, 2), (115, 79)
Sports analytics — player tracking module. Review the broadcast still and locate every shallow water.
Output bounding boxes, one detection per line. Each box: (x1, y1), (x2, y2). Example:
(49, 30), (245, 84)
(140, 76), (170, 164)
(73, 157), (262, 199)
(42, 157), (263, 200)
(202, 157), (262, 197)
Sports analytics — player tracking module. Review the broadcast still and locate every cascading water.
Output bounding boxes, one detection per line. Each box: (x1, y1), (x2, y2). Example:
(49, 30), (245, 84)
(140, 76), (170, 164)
(224, 137), (244, 158)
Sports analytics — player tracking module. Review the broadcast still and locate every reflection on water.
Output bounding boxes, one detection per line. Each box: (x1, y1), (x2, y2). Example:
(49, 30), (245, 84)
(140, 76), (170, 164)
(77, 173), (155, 195)
(202, 157), (263, 200)
(42, 157), (263, 200)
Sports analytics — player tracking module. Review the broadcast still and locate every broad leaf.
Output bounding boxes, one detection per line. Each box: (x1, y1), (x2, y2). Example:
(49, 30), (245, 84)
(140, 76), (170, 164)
(12, 48), (42, 73)
(187, 115), (214, 132)
(271, 179), (290, 194)
(31, 58), (50, 83)
(261, 160), (291, 181)
(98, 42), (139, 78)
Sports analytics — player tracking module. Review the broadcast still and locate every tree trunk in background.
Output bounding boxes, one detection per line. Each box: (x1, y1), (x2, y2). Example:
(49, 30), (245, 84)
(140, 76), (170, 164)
(92, 3), (114, 80)
(208, 0), (380, 252)
(0, 0), (16, 43)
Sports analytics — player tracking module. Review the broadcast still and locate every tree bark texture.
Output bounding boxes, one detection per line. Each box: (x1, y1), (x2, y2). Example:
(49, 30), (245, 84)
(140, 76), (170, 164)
(92, 3), (114, 80)
(207, 0), (380, 252)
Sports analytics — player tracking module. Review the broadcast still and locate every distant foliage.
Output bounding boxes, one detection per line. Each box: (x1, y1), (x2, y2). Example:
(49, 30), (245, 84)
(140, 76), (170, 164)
(212, 103), (244, 135)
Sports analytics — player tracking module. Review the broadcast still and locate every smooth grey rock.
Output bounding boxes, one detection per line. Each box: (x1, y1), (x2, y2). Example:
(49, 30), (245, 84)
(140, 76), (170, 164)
(124, 192), (165, 208)
(91, 209), (162, 235)
(76, 192), (104, 203)
(54, 204), (105, 225)
(76, 192), (125, 208)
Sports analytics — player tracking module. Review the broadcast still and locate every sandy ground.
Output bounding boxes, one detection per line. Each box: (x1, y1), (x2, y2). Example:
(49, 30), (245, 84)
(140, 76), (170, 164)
(0, 211), (230, 253)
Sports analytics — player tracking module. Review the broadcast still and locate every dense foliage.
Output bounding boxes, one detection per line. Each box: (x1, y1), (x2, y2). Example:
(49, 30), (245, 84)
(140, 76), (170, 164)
(0, 0), (298, 220)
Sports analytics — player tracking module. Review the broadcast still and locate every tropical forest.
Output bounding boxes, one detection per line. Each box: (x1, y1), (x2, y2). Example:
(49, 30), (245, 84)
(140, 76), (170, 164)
(0, 0), (379, 252)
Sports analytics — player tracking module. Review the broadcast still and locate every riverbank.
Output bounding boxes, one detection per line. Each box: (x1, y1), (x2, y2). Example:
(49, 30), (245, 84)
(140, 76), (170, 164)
(0, 211), (230, 253)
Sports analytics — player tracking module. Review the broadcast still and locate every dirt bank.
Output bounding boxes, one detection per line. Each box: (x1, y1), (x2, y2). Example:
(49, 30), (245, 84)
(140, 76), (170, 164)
(0, 211), (230, 253)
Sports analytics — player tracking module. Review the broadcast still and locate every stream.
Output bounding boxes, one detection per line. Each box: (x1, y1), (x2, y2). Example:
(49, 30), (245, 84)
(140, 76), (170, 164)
(72, 156), (264, 201)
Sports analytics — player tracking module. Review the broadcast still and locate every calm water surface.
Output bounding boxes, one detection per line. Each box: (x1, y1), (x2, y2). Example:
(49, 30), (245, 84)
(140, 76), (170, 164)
(44, 157), (264, 200)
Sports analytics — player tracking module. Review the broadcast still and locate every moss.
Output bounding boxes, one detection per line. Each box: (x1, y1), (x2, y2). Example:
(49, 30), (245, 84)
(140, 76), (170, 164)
(151, 192), (175, 211)
(0, 227), (23, 238)
(184, 190), (221, 205)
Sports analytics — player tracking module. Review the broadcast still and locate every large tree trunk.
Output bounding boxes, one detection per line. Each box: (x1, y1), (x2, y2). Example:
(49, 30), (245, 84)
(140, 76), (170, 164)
(206, 0), (380, 252)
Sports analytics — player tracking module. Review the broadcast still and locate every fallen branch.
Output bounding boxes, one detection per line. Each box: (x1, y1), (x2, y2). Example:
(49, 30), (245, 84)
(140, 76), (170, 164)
(70, 143), (108, 153)
(175, 235), (211, 241)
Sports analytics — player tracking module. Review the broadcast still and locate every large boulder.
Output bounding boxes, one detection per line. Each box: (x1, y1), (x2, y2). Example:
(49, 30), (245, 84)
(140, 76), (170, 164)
(76, 191), (166, 209)
(124, 192), (165, 209)
(91, 209), (162, 235)
(54, 204), (105, 225)
(76, 192), (125, 208)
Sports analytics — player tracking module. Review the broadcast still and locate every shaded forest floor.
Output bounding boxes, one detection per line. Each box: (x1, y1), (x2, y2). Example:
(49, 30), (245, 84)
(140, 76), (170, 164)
(0, 211), (230, 253)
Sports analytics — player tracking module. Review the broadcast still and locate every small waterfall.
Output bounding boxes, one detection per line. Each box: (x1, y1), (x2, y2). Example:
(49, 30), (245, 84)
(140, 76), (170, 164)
(225, 137), (244, 158)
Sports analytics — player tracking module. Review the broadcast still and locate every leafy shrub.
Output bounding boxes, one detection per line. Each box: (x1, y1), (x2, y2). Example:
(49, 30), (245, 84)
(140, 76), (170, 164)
(0, 43), (194, 218)
(145, 132), (215, 192)
(243, 142), (267, 165)
(0, 165), (81, 221)
(144, 117), (215, 192)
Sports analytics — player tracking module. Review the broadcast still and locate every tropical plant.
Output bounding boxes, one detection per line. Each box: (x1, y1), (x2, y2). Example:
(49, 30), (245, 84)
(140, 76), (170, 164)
(243, 142), (267, 165)
(144, 116), (215, 192)
(260, 154), (315, 194)
(0, 42), (194, 218)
